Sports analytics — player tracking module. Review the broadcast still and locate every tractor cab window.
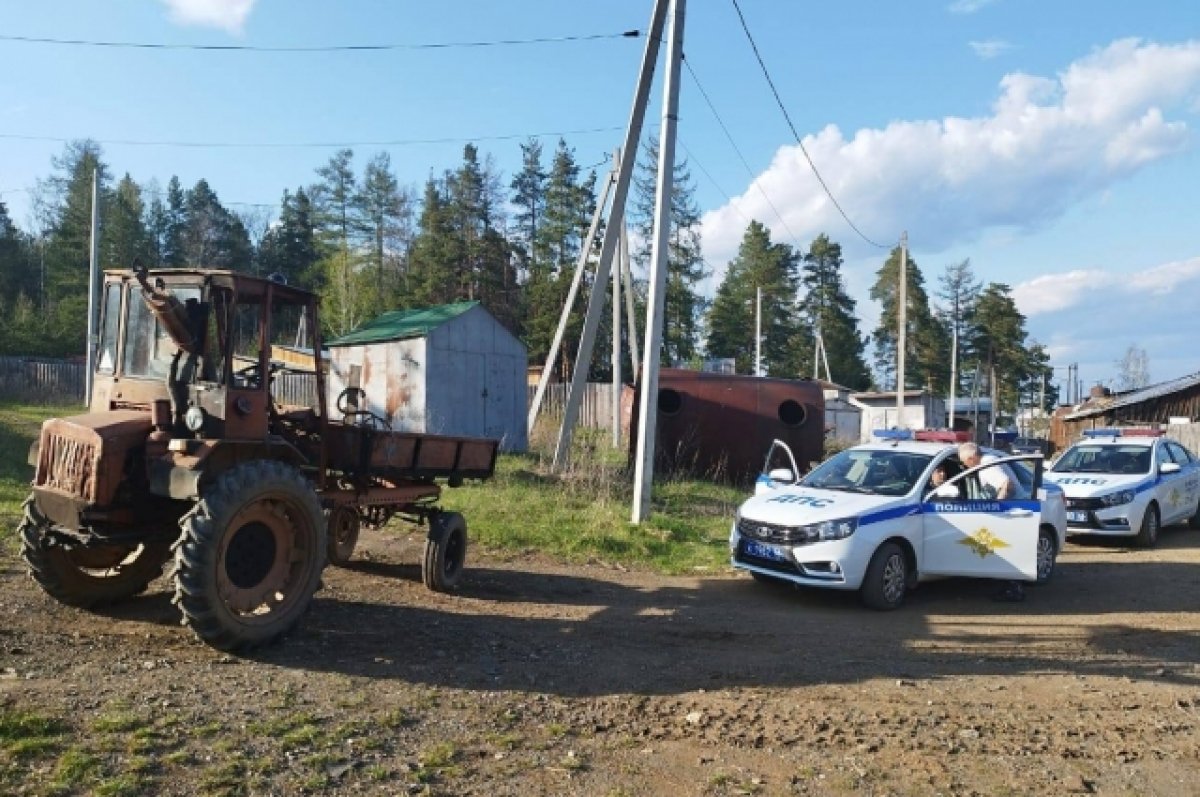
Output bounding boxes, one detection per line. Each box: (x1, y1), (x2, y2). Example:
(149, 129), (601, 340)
(97, 284), (122, 375)
(230, 301), (264, 388)
(123, 285), (201, 379)
(199, 287), (231, 384)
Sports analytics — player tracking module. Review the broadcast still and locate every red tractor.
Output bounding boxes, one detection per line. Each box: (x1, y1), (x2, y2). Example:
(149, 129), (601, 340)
(20, 267), (497, 651)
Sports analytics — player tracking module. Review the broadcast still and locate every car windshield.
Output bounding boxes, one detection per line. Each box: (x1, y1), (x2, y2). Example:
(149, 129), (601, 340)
(1052, 444), (1151, 474)
(802, 448), (933, 496)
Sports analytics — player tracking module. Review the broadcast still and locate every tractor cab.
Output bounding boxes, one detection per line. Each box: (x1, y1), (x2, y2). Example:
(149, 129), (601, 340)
(91, 267), (327, 444)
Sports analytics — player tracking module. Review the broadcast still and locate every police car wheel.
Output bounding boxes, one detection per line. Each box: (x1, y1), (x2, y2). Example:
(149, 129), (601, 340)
(860, 542), (907, 611)
(1135, 502), (1160, 549)
(1034, 528), (1057, 584)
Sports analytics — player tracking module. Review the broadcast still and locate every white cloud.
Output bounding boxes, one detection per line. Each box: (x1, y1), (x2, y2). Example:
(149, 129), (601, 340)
(970, 39), (1012, 59)
(700, 38), (1200, 271)
(1013, 257), (1200, 317)
(948, 0), (998, 14)
(160, 0), (256, 35)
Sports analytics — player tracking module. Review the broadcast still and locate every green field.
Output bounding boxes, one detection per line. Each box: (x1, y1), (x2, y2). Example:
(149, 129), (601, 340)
(0, 402), (743, 572)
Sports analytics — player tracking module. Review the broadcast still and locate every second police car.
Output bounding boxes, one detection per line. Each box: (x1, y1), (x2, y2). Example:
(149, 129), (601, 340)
(730, 430), (1068, 609)
(1044, 428), (1200, 547)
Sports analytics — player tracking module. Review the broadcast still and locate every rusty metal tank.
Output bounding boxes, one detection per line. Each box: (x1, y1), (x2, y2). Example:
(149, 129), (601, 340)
(627, 368), (825, 484)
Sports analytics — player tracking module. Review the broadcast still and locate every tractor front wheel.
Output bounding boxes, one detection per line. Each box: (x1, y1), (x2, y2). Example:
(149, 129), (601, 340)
(19, 495), (171, 608)
(172, 461), (326, 651)
(325, 506), (361, 567)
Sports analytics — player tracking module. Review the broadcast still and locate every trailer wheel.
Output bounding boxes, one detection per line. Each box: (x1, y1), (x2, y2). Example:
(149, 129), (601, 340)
(19, 495), (171, 608)
(173, 461), (326, 651)
(423, 511), (467, 592)
(325, 506), (360, 567)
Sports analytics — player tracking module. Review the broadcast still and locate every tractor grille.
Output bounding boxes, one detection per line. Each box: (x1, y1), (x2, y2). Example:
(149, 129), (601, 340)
(39, 432), (98, 500)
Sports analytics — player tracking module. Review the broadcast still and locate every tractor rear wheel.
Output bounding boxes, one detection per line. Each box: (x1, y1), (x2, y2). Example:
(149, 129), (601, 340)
(423, 511), (467, 592)
(172, 461), (326, 651)
(19, 495), (171, 608)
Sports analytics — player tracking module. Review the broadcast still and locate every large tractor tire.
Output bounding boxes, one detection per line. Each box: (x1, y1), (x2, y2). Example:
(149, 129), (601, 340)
(422, 511), (467, 592)
(172, 461), (326, 652)
(19, 495), (171, 608)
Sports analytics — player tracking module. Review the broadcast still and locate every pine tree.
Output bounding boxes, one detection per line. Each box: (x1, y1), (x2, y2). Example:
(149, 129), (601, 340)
(104, 174), (150, 268)
(936, 258), (982, 406)
(870, 246), (948, 392)
(180, 179), (250, 269)
(163, 176), (187, 266)
(510, 137), (546, 283)
(354, 151), (412, 311)
(799, 234), (870, 389)
(406, 178), (461, 308)
(706, 221), (802, 376)
(524, 140), (595, 376)
(965, 283), (1031, 418)
(631, 136), (709, 367)
(259, 188), (319, 288)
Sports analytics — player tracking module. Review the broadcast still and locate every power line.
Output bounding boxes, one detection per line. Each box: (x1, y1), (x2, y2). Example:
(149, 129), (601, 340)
(0, 184), (276, 209)
(682, 56), (802, 247)
(0, 125), (624, 150)
(728, 0), (889, 250)
(0, 30), (641, 53)
(676, 138), (750, 226)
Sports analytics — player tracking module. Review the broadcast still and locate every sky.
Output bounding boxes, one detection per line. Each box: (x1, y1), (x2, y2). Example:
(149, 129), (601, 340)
(1, 0), (1198, 401)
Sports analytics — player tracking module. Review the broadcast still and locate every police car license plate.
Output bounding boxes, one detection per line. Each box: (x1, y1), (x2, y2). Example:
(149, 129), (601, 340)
(744, 539), (788, 562)
(1067, 510), (1087, 523)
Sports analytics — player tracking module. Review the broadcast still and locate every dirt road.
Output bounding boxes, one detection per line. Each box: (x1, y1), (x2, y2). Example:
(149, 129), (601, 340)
(3, 524), (1200, 795)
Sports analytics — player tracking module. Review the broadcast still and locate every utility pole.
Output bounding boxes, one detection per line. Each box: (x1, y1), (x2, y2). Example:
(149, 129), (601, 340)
(621, 222), (639, 378)
(85, 168), (100, 405)
(948, 323), (958, 431)
(611, 158), (622, 448)
(755, 286), (762, 376)
(527, 161), (617, 435)
(895, 232), (907, 429)
(553, 0), (670, 471)
(632, 0), (685, 523)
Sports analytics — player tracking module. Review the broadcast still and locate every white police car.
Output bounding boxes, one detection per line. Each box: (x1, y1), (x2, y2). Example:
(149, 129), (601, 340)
(730, 431), (1068, 609)
(1044, 428), (1200, 547)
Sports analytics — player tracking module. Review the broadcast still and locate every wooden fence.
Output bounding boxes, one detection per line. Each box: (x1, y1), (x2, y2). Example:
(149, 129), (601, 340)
(0, 356), (617, 431)
(0, 356), (86, 402)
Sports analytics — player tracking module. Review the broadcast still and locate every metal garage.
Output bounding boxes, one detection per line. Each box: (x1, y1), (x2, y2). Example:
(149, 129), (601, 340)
(325, 301), (528, 452)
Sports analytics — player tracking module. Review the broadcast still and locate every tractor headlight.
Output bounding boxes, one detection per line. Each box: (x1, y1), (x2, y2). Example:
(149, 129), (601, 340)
(1100, 490), (1135, 507)
(184, 405), (206, 433)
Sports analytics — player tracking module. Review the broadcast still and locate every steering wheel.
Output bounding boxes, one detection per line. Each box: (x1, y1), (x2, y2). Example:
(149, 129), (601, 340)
(336, 387), (367, 416)
(235, 360), (284, 388)
(336, 387), (389, 430)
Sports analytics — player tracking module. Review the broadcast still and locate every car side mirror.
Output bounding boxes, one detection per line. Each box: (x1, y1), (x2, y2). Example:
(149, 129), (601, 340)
(768, 467), (796, 484)
(1160, 462), (1181, 474)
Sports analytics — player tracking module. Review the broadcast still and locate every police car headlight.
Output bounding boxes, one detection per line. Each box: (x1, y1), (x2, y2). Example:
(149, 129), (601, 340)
(1100, 490), (1135, 507)
(803, 516), (858, 541)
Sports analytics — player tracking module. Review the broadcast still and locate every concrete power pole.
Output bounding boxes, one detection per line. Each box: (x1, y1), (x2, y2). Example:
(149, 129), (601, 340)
(895, 232), (908, 429)
(551, 0), (670, 471)
(631, 0), (685, 524)
(755, 286), (762, 376)
(85, 168), (100, 405)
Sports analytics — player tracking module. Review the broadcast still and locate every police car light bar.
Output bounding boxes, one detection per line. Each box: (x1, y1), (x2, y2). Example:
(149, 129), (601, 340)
(872, 429), (913, 440)
(1082, 427), (1164, 438)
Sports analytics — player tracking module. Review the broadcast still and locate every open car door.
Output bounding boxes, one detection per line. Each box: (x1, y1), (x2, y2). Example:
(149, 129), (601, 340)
(921, 455), (1045, 581)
